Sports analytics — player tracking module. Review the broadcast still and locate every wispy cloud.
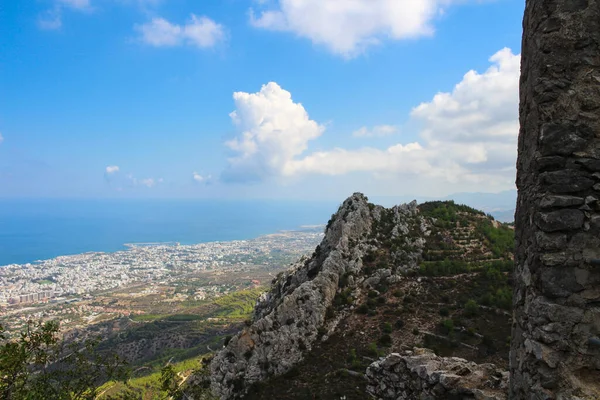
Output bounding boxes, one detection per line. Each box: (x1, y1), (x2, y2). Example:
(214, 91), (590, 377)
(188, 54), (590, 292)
(38, 7), (63, 30)
(353, 125), (398, 138)
(136, 14), (225, 48)
(193, 172), (212, 183)
(105, 165), (120, 174)
(38, 0), (92, 31)
(57, 0), (92, 10)
(139, 178), (156, 188)
(0, 133), (4, 144)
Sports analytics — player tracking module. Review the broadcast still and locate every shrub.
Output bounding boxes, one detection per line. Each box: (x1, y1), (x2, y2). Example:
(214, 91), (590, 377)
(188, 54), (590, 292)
(377, 296), (386, 305)
(382, 322), (393, 334)
(412, 327), (420, 335)
(378, 334), (392, 347)
(395, 319), (405, 329)
(440, 319), (454, 335)
(439, 307), (450, 317)
(392, 290), (403, 298)
(376, 284), (389, 294)
(357, 304), (369, 314)
(367, 342), (379, 357)
(347, 348), (357, 363)
(464, 299), (479, 317)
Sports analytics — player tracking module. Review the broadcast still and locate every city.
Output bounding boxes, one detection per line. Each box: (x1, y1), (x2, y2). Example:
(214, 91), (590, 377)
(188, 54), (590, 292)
(0, 228), (323, 335)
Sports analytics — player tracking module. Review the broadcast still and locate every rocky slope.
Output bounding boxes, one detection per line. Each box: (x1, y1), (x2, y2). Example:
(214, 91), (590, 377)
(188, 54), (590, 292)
(367, 348), (508, 400)
(207, 193), (515, 399)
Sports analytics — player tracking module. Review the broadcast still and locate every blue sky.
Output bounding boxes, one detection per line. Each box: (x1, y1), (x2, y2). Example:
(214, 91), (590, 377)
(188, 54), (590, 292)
(0, 0), (524, 204)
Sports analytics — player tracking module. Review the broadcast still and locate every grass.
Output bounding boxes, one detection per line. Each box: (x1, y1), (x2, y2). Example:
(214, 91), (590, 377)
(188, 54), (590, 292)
(98, 353), (207, 399)
(213, 287), (265, 320)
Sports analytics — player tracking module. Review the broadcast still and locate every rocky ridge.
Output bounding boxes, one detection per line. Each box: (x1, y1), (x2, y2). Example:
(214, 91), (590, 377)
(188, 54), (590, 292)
(210, 193), (428, 398)
(208, 193), (512, 399)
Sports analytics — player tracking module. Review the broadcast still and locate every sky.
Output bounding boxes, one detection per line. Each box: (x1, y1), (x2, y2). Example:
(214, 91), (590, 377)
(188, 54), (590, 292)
(0, 0), (525, 204)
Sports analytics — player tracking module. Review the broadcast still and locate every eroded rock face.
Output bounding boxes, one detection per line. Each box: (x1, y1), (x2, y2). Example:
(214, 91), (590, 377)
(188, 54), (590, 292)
(209, 194), (430, 399)
(366, 348), (508, 400)
(512, 0), (600, 398)
(210, 193), (378, 399)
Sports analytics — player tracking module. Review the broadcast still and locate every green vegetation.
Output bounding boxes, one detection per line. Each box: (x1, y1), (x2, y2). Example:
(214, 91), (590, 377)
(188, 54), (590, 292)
(419, 200), (485, 228)
(440, 319), (455, 335)
(346, 349), (362, 370)
(381, 322), (393, 334)
(34, 279), (54, 285)
(99, 355), (215, 399)
(0, 320), (128, 400)
(418, 259), (513, 277)
(476, 220), (515, 258)
(213, 288), (265, 320)
(464, 299), (479, 317)
(130, 314), (167, 322)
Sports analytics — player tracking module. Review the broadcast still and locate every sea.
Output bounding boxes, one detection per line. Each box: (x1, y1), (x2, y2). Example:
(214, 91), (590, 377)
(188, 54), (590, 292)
(0, 199), (337, 266)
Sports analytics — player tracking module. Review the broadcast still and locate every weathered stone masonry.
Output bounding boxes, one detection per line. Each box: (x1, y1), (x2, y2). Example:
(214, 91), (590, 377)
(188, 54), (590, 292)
(512, 0), (600, 398)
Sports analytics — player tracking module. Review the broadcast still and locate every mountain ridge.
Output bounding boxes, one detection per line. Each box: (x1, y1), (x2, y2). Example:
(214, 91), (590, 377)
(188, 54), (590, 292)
(204, 193), (515, 399)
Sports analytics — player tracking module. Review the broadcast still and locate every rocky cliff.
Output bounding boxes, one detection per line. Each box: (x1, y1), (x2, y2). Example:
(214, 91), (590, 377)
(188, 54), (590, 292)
(208, 193), (515, 399)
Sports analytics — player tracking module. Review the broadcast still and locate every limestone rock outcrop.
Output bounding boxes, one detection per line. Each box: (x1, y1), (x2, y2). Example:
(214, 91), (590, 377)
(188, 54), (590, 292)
(210, 194), (376, 398)
(209, 193), (427, 399)
(366, 348), (508, 400)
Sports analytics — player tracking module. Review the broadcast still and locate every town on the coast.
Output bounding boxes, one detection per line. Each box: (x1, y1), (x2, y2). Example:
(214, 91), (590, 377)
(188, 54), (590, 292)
(0, 228), (323, 334)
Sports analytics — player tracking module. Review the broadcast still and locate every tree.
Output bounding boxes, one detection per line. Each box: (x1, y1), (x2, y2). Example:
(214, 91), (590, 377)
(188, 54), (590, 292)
(0, 320), (129, 400)
(160, 364), (182, 398)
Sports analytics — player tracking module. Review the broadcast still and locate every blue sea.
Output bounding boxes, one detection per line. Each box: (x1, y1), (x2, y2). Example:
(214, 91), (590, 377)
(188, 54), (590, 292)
(0, 199), (337, 266)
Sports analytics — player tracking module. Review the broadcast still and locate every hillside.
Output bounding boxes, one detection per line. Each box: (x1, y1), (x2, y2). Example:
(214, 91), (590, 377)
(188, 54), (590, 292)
(204, 193), (514, 399)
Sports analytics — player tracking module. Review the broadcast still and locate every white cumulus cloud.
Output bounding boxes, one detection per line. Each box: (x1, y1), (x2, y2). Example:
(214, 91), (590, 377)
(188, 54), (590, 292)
(105, 165), (120, 174)
(250, 0), (470, 57)
(223, 48), (520, 193)
(410, 47), (520, 172)
(136, 14), (225, 48)
(0, 133), (3, 144)
(353, 125), (398, 138)
(223, 82), (325, 182)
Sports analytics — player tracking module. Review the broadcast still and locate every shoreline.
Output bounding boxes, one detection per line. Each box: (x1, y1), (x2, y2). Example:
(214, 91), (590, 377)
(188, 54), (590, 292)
(0, 225), (325, 269)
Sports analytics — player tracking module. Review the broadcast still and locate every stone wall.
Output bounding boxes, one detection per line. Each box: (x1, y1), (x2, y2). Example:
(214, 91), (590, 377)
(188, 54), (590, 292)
(366, 348), (508, 400)
(511, 0), (600, 398)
